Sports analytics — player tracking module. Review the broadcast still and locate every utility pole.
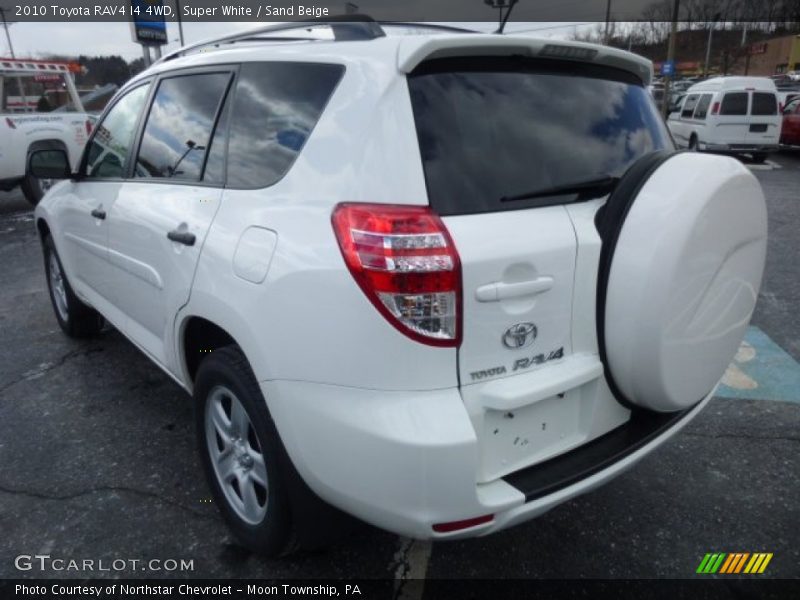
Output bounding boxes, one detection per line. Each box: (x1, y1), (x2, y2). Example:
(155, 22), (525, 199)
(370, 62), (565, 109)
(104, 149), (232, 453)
(484, 0), (518, 34)
(0, 6), (15, 58)
(661, 0), (680, 119)
(604, 0), (612, 45)
(174, 0), (185, 46)
(704, 23), (714, 77)
(1, 5), (26, 111)
(703, 14), (721, 78)
(741, 22), (750, 75)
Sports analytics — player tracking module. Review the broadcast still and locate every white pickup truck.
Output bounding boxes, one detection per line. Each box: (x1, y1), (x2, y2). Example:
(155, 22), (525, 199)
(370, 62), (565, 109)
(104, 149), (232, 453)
(0, 58), (91, 205)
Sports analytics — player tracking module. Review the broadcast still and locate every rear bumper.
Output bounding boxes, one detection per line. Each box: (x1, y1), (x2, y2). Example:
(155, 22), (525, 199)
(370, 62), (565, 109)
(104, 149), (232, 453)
(779, 136), (800, 147)
(261, 378), (712, 540)
(699, 142), (779, 153)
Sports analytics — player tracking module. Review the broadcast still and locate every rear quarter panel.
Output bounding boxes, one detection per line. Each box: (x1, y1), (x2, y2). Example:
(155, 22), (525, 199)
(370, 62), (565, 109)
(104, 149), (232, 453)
(178, 51), (458, 392)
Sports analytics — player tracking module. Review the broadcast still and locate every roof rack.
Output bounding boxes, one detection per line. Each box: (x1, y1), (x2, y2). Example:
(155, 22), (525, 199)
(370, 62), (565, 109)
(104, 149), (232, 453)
(158, 15), (386, 64)
(156, 17), (477, 65)
(380, 23), (478, 34)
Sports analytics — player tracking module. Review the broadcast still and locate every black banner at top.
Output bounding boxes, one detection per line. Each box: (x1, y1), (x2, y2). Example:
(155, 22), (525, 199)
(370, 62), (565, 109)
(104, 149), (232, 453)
(4, 0), (800, 22)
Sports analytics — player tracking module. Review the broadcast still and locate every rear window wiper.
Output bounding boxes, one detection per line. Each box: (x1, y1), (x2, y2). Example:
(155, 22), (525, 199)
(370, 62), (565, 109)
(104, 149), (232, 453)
(500, 175), (620, 203)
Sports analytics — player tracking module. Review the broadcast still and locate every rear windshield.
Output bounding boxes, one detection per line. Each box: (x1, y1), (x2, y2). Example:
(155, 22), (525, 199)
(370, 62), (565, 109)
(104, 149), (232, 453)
(720, 92), (748, 116)
(408, 57), (672, 216)
(751, 92), (777, 116)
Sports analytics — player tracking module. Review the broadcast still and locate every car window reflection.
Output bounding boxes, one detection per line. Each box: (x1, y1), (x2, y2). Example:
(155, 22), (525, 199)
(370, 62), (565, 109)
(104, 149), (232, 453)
(85, 84), (150, 179)
(135, 73), (230, 181)
(226, 62), (344, 189)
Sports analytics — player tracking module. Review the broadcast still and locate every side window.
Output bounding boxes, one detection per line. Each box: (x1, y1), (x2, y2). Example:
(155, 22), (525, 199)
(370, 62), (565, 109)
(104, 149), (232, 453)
(84, 84), (150, 179)
(693, 94), (712, 119)
(226, 62), (345, 189)
(720, 92), (748, 116)
(751, 92), (777, 116)
(681, 94), (699, 118)
(134, 72), (231, 181)
(789, 99), (800, 114)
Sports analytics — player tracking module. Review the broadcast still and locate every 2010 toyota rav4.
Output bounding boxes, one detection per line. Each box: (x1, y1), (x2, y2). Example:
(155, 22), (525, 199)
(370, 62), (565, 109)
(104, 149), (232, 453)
(32, 21), (768, 556)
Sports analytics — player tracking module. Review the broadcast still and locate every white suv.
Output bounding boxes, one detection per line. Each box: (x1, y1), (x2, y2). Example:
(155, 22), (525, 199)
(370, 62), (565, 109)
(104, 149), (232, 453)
(32, 20), (768, 555)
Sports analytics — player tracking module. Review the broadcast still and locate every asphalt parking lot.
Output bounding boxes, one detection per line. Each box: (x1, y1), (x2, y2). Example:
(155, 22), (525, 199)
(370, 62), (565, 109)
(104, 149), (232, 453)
(0, 153), (798, 588)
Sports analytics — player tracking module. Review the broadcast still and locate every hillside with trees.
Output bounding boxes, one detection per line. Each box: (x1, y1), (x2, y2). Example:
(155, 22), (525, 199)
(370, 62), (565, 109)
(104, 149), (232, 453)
(575, 0), (800, 75)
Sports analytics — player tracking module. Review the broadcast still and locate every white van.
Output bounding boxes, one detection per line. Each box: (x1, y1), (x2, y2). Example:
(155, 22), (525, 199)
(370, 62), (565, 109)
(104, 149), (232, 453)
(667, 76), (781, 163)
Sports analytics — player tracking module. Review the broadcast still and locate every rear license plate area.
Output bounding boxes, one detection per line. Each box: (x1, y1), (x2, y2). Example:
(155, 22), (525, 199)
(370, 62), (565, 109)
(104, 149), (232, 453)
(480, 392), (583, 481)
(749, 124), (768, 133)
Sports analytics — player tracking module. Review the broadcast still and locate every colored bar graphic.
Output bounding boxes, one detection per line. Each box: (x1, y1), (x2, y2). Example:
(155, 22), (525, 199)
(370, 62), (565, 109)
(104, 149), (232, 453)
(744, 554), (761, 573)
(722, 553), (739, 573)
(734, 553), (750, 573)
(758, 553), (773, 573)
(720, 553), (737, 573)
(719, 554), (736, 573)
(711, 553), (726, 573)
(699, 552), (773, 574)
(697, 553), (713, 573)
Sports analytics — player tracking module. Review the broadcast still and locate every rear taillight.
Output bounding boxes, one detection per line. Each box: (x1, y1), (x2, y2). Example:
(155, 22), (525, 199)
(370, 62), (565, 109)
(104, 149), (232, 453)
(332, 203), (461, 347)
(711, 102), (720, 115)
(85, 119), (93, 136)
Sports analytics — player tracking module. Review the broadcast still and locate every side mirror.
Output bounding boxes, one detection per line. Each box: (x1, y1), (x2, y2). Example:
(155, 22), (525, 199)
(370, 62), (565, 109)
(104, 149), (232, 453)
(28, 149), (72, 179)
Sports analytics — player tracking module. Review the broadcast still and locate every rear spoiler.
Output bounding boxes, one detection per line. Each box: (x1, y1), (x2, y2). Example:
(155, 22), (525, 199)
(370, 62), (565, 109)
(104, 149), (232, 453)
(397, 35), (653, 85)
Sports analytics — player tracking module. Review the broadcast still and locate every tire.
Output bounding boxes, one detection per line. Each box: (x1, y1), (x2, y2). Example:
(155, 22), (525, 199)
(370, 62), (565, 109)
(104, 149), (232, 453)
(43, 235), (104, 338)
(20, 172), (54, 206)
(597, 151), (767, 413)
(194, 345), (295, 556)
(751, 152), (768, 164)
(688, 135), (699, 151)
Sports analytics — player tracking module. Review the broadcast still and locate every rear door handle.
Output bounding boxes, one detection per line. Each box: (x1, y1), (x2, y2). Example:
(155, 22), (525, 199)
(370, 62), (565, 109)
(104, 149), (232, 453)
(476, 276), (554, 302)
(90, 208), (106, 220)
(167, 229), (196, 246)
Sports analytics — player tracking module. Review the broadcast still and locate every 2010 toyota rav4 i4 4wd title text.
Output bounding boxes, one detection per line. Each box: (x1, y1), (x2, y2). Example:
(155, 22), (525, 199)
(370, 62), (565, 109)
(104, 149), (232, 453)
(32, 20), (768, 556)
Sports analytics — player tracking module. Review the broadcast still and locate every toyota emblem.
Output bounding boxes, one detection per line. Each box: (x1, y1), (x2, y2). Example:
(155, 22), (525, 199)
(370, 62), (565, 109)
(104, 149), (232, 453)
(502, 322), (538, 349)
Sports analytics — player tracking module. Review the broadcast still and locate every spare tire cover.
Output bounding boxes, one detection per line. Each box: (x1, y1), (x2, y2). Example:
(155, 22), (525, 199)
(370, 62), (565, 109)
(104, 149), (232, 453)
(601, 152), (767, 412)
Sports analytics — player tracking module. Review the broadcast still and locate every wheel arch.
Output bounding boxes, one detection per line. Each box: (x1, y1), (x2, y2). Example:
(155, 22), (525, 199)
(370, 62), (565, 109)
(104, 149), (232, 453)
(36, 216), (51, 241)
(180, 316), (238, 385)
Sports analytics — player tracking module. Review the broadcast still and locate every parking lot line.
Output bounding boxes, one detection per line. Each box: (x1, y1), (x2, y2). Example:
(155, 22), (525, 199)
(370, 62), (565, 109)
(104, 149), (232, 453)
(746, 160), (780, 171)
(717, 326), (800, 404)
(392, 538), (432, 600)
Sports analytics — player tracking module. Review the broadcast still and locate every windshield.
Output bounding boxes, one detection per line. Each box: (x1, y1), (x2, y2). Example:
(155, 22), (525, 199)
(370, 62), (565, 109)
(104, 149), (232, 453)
(408, 57), (673, 216)
(1, 72), (78, 113)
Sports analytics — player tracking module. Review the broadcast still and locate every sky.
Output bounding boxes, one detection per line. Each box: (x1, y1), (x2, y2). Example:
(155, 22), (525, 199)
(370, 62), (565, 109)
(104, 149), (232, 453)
(2, 21), (594, 61)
